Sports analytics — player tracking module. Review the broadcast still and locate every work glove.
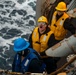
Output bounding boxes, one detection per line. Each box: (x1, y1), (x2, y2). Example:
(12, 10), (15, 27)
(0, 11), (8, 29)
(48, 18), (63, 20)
(40, 51), (46, 56)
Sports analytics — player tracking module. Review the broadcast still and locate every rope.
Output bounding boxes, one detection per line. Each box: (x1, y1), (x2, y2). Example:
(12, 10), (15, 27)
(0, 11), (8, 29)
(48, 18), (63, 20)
(41, 0), (52, 17)
(65, 67), (76, 73)
(50, 56), (76, 75)
(0, 70), (23, 75)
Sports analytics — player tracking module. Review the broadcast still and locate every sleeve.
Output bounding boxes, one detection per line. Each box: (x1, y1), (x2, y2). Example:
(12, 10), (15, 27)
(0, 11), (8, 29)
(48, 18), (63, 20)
(29, 33), (33, 48)
(29, 28), (36, 48)
(28, 59), (43, 73)
(12, 56), (16, 72)
(63, 18), (76, 34)
(48, 34), (57, 48)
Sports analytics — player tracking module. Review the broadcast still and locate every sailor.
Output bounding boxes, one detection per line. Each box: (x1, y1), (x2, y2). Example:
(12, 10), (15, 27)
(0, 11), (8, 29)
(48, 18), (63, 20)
(29, 16), (59, 74)
(50, 1), (76, 43)
(46, 0), (76, 24)
(12, 38), (46, 74)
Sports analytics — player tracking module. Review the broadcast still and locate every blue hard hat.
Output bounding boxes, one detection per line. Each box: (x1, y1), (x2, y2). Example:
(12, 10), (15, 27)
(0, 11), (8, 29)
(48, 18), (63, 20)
(14, 38), (30, 52)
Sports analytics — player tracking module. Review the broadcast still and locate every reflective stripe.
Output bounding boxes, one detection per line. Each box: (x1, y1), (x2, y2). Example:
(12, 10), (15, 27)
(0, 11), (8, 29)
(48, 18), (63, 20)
(24, 59), (29, 66)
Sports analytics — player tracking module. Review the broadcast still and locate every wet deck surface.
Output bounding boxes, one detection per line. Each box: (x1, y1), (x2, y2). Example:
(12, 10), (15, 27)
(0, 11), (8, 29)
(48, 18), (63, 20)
(57, 57), (67, 69)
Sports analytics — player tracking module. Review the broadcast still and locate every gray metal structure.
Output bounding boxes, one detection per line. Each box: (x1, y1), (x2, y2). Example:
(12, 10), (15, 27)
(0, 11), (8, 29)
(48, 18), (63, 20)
(67, 0), (76, 10)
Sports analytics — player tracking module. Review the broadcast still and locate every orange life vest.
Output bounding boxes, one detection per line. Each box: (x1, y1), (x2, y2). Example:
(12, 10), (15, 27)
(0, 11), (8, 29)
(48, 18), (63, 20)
(32, 27), (53, 53)
(50, 11), (69, 40)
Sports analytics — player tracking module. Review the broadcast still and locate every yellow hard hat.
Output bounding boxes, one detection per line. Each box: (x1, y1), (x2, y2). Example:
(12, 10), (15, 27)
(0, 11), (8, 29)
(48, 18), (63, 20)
(38, 16), (48, 23)
(55, 2), (67, 11)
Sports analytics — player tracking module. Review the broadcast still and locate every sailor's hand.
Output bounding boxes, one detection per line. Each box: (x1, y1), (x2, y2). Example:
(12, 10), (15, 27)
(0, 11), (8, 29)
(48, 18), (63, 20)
(73, 8), (76, 13)
(74, 34), (76, 37)
(40, 51), (46, 56)
(40, 51), (49, 58)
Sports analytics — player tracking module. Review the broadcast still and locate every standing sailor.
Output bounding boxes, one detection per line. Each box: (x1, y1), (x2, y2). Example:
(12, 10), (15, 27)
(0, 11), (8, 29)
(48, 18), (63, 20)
(29, 16), (59, 74)
(50, 2), (76, 43)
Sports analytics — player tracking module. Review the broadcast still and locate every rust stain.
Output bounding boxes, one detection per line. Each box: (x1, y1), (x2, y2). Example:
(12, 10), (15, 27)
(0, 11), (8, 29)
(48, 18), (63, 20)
(51, 43), (61, 50)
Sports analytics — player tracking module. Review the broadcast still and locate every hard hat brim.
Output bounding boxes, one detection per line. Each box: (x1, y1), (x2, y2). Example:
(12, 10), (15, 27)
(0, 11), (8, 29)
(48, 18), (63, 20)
(14, 42), (30, 52)
(55, 7), (67, 11)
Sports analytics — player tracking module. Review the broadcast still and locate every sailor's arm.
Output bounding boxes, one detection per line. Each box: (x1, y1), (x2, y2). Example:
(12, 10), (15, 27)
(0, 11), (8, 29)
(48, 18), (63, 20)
(63, 18), (76, 34)
(67, 8), (76, 17)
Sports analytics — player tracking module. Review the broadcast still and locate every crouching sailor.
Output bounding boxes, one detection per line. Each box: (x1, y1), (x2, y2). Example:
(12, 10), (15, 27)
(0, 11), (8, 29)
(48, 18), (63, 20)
(12, 38), (46, 74)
